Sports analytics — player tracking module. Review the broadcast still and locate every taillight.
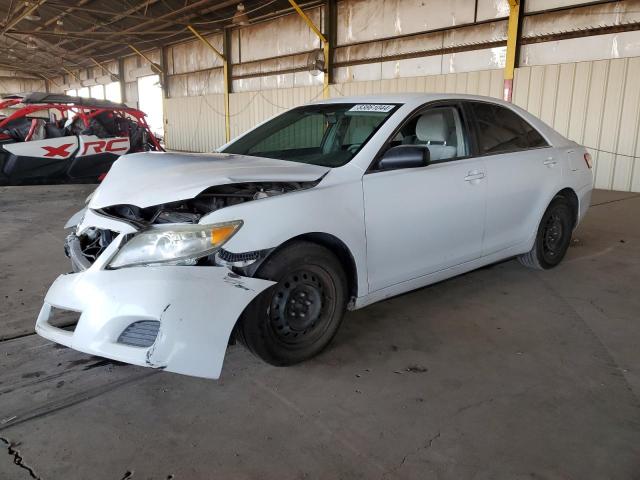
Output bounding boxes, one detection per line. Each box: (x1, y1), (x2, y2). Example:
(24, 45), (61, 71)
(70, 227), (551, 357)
(584, 152), (593, 169)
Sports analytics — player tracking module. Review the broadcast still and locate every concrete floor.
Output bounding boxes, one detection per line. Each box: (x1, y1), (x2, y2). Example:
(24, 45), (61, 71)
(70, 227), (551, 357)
(0, 185), (639, 480)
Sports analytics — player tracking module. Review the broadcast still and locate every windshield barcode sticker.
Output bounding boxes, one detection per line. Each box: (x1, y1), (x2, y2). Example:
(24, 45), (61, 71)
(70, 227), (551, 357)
(349, 104), (394, 113)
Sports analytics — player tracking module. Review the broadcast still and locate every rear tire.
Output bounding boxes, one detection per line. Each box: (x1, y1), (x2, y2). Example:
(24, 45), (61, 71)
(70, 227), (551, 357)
(239, 241), (348, 366)
(518, 196), (573, 270)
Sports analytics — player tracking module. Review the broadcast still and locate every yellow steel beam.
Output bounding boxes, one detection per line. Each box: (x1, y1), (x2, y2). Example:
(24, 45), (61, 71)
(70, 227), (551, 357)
(187, 25), (230, 143)
(62, 66), (80, 83)
(40, 73), (60, 88)
(128, 44), (163, 75)
(90, 57), (118, 80)
(503, 0), (520, 102)
(288, 0), (329, 98)
(288, 0), (327, 43)
(186, 25), (224, 60)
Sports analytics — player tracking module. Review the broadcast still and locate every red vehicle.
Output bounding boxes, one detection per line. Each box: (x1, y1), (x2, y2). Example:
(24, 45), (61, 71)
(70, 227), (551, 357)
(0, 92), (163, 185)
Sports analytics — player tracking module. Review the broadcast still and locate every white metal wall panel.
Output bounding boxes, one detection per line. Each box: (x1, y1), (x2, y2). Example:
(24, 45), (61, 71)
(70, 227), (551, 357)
(0, 76), (46, 94)
(167, 34), (224, 75)
(164, 94), (226, 153)
(526, 0), (631, 13)
(336, 0), (477, 44)
(514, 58), (640, 192)
(330, 69), (503, 98)
(236, 7), (322, 63)
(521, 31), (640, 66)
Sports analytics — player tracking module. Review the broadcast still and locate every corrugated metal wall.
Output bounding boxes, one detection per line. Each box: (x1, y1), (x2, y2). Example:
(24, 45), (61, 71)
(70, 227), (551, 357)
(0, 75), (46, 96)
(330, 70), (504, 97)
(164, 94), (226, 152)
(514, 58), (640, 191)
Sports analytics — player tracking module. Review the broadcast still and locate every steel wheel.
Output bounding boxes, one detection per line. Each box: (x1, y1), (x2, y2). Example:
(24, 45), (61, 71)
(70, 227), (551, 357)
(268, 266), (336, 349)
(542, 211), (565, 262)
(239, 241), (348, 366)
(518, 196), (573, 270)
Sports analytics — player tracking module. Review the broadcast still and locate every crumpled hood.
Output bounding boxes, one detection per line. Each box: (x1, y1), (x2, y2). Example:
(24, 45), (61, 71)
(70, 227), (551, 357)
(89, 152), (330, 209)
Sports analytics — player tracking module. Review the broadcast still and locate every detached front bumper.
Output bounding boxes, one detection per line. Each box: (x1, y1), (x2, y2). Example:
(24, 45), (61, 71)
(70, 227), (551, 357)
(36, 266), (273, 379)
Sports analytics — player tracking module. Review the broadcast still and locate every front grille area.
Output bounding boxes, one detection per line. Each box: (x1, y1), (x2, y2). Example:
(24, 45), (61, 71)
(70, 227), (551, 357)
(65, 228), (116, 271)
(117, 321), (160, 348)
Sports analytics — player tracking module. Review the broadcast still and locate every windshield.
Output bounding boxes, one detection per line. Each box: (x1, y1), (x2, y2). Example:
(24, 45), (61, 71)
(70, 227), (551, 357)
(222, 103), (399, 167)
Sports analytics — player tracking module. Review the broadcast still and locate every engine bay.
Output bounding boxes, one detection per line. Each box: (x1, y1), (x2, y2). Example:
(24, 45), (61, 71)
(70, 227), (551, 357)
(99, 181), (314, 226)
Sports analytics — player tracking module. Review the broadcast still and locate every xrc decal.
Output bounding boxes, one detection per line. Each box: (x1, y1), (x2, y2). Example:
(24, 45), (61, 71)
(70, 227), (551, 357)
(42, 143), (74, 158)
(80, 138), (130, 156)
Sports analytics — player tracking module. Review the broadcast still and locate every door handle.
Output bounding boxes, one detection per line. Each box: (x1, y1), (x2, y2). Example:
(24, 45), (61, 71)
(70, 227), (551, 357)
(464, 171), (485, 182)
(543, 157), (557, 167)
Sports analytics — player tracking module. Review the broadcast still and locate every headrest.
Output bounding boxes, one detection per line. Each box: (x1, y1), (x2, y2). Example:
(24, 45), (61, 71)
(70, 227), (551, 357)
(416, 111), (448, 143)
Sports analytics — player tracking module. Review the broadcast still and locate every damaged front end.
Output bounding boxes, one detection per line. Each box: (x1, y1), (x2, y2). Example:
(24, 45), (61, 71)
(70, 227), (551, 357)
(38, 182), (327, 379)
(36, 151), (331, 379)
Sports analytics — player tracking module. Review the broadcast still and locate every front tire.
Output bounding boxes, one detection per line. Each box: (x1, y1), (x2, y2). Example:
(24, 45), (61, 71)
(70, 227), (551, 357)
(518, 196), (574, 270)
(239, 241), (348, 366)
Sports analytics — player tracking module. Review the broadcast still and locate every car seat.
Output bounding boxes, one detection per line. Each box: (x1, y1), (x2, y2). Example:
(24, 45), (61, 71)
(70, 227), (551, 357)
(413, 111), (457, 161)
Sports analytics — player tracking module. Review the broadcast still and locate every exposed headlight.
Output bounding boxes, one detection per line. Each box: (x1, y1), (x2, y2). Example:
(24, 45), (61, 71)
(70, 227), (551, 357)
(109, 221), (242, 268)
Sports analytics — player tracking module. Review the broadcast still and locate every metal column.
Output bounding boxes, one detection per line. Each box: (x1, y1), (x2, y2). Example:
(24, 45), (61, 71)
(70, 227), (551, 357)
(504, 0), (522, 102)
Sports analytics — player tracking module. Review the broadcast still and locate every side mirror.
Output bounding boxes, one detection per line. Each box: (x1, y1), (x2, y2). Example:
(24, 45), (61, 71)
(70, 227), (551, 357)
(377, 145), (430, 170)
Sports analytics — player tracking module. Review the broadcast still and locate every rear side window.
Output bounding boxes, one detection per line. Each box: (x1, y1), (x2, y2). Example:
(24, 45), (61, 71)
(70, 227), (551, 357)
(468, 102), (548, 155)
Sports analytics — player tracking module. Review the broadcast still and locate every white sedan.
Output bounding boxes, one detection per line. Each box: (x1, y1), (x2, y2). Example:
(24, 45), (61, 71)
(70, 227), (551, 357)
(36, 94), (594, 379)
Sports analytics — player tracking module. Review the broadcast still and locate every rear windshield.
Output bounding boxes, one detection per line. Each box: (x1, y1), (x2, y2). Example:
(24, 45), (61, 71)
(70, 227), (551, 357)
(222, 103), (399, 167)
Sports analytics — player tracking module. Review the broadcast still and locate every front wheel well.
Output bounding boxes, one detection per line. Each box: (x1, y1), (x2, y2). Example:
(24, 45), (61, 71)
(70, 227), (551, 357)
(554, 187), (579, 228)
(271, 233), (358, 301)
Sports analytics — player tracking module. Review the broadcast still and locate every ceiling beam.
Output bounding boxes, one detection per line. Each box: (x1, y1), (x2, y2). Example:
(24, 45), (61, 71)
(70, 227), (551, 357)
(43, 2), (194, 26)
(12, 29), (185, 36)
(1, 0), (48, 37)
(72, 0), (238, 56)
(53, 0), (162, 51)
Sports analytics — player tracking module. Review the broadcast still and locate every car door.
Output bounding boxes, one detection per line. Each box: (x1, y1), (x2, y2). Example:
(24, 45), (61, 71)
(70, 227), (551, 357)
(465, 102), (562, 256)
(363, 102), (487, 293)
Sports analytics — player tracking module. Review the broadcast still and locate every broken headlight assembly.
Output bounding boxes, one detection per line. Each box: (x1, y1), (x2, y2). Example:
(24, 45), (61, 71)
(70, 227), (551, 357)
(108, 220), (243, 268)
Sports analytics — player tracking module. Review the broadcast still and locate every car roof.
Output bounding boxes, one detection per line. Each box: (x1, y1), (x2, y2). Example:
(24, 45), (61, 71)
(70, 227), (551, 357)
(310, 92), (516, 109)
(308, 92), (571, 147)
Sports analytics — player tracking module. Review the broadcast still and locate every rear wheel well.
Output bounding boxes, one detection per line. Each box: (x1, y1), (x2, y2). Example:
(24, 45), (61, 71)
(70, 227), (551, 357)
(273, 233), (358, 301)
(555, 188), (579, 228)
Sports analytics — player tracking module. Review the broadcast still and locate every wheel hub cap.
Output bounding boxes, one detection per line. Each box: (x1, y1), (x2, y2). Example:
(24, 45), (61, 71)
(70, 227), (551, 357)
(285, 286), (322, 330)
(543, 213), (564, 256)
(270, 270), (326, 339)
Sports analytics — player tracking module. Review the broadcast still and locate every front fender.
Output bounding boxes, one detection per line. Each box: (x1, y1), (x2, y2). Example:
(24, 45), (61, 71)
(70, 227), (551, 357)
(200, 178), (368, 298)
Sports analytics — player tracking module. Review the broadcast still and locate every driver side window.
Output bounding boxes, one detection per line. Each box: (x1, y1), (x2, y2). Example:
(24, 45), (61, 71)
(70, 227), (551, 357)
(389, 105), (468, 162)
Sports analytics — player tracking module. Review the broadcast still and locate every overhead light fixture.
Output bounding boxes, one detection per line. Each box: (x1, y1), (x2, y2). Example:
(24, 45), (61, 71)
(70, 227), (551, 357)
(26, 35), (37, 49)
(232, 3), (250, 26)
(24, 1), (41, 22)
(54, 19), (64, 34)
